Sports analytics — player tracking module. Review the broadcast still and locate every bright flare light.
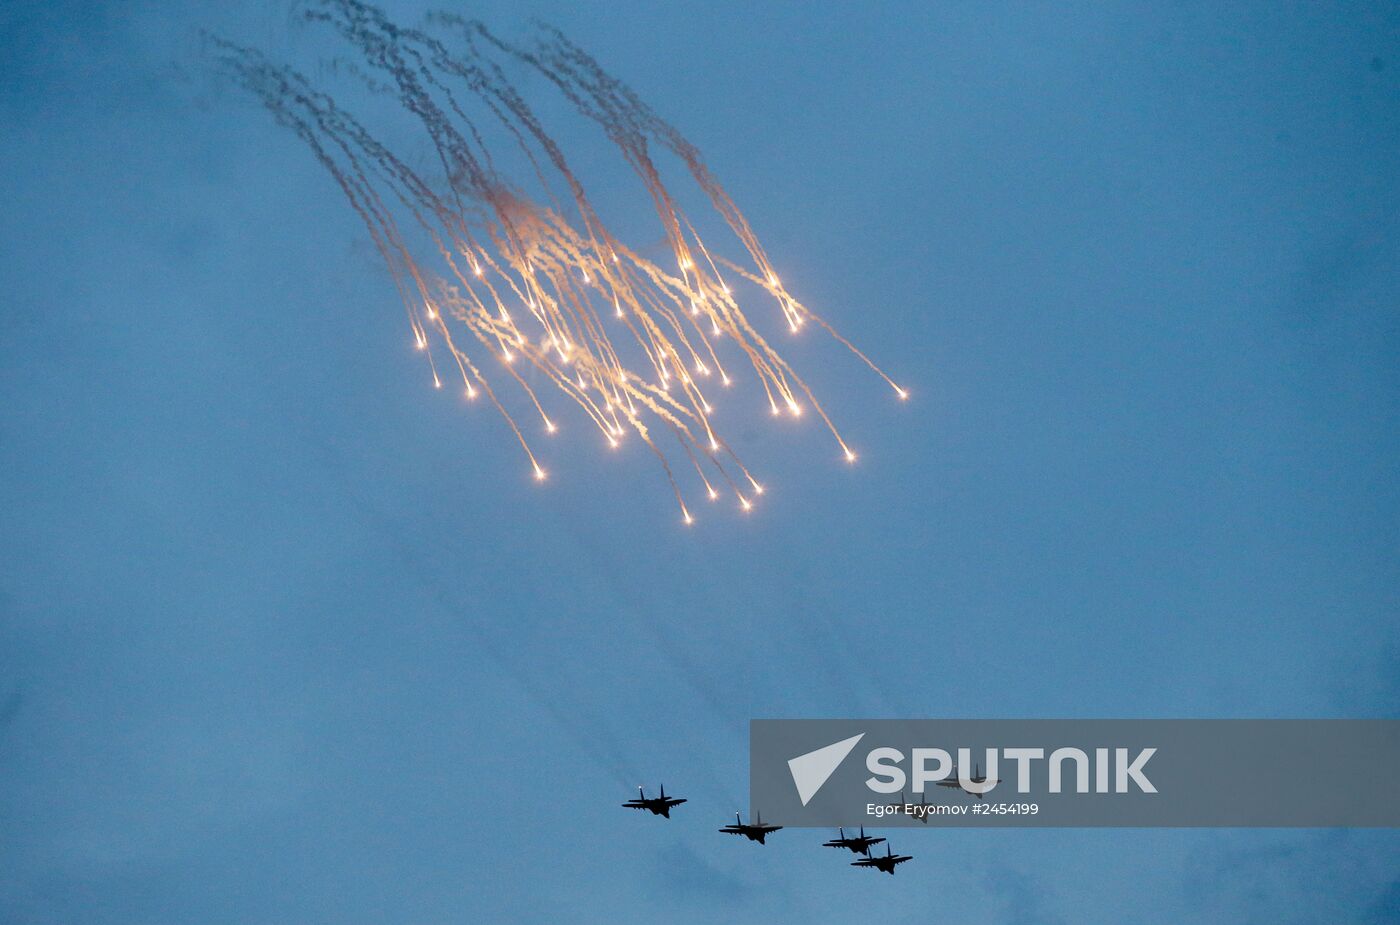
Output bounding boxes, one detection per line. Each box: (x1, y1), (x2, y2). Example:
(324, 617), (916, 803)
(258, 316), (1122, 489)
(217, 0), (906, 523)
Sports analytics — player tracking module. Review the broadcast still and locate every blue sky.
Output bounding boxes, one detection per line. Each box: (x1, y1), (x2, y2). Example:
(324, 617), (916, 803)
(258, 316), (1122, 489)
(1, 1), (1397, 922)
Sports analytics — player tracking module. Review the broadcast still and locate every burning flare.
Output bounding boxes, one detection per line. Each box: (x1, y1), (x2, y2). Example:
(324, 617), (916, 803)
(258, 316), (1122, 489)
(212, 0), (904, 521)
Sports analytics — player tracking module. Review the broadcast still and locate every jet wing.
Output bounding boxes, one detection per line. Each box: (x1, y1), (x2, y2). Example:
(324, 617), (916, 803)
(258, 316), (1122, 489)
(851, 858), (878, 867)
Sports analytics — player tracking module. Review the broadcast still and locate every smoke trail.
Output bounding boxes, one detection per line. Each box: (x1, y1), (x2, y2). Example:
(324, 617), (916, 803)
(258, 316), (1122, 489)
(212, 0), (905, 521)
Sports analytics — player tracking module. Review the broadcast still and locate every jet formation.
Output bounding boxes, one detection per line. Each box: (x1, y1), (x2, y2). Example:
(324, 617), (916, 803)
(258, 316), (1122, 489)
(621, 785), (930, 876)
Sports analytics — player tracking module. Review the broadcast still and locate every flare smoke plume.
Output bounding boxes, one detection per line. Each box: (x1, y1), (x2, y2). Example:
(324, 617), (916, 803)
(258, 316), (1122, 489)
(213, 0), (906, 522)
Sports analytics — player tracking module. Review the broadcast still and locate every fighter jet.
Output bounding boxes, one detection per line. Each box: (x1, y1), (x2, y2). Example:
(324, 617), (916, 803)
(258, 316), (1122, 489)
(936, 762), (1001, 800)
(823, 826), (886, 855)
(719, 810), (783, 844)
(622, 784), (687, 818)
(851, 842), (913, 875)
(900, 790), (936, 823)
